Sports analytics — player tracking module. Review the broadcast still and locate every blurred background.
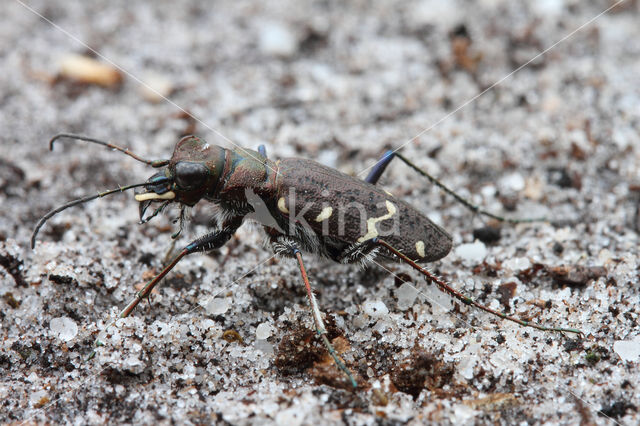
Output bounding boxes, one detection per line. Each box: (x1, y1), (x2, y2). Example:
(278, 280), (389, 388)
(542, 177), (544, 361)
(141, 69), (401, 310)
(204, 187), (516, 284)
(1, 0), (639, 424)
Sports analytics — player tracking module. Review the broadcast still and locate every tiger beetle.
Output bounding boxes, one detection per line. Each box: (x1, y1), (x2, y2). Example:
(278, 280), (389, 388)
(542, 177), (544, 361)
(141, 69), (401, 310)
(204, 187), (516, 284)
(31, 133), (581, 389)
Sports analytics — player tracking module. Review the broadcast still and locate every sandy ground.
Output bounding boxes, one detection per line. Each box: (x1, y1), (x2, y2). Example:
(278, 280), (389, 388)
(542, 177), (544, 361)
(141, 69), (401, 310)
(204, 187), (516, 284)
(1, 0), (639, 424)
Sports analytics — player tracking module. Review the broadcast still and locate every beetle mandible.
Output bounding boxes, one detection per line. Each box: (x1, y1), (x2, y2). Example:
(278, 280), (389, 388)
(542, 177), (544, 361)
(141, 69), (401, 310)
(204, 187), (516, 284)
(31, 133), (581, 388)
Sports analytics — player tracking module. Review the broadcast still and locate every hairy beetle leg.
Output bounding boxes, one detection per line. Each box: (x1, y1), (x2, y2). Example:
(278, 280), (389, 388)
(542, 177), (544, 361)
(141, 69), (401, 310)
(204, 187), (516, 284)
(293, 249), (358, 389)
(271, 235), (357, 389)
(373, 238), (582, 336)
(95, 218), (244, 349)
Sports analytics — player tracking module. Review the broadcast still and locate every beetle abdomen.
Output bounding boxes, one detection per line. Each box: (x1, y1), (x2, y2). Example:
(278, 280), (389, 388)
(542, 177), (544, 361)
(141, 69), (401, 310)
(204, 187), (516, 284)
(274, 158), (452, 263)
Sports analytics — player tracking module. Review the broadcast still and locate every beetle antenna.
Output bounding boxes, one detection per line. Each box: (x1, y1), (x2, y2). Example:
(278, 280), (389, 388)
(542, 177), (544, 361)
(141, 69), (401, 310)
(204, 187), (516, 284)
(394, 153), (545, 224)
(50, 133), (169, 168)
(366, 151), (546, 223)
(31, 181), (155, 249)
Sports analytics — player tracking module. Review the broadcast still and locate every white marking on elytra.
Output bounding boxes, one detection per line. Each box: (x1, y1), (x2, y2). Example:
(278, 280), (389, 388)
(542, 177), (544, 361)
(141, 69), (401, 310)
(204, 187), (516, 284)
(134, 191), (176, 202)
(315, 206), (333, 222)
(277, 197), (289, 214)
(415, 240), (426, 258)
(357, 200), (397, 243)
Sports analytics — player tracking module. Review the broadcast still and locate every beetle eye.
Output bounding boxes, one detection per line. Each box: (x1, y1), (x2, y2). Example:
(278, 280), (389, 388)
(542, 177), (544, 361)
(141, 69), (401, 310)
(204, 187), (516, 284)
(174, 162), (208, 189)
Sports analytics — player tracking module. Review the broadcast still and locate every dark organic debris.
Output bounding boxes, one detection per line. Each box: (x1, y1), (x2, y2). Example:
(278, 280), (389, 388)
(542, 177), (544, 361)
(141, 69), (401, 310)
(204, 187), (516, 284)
(473, 226), (501, 244)
(472, 261), (502, 277)
(390, 349), (455, 400)
(599, 401), (637, 419)
(0, 158), (26, 196)
(221, 330), (244, 344)
(393, 272), (413, 288)
(516, 262), (606, 288)
(516, 262), (547, 283)
(101, 366), (154, 386)
(308, 336), (359, 390)
(548, 167), (581, 190)
(275, 318), (357, 389)
(0, 243), (27, 287)
(3, 292), (21, 308)
(496, 281), (517, 309)
(547, 265), (607, 288)
(275, 327), (324, 376)
(563, 339), (583, 352)
(552, 242), (564, 255)
(48, 274), (77, 286)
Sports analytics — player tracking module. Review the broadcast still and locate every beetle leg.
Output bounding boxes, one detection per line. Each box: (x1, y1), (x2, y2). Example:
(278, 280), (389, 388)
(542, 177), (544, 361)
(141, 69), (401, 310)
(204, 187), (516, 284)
(335, 241), (380, 267)
(372, 237), (582, 336)
(89, 217), (246, 359)
(269, 235), (358, 388)
(365, 150), (394, 185)
(139, 200), (170, 224)
(171, 205), (188, 239)
(90, 225), (242, 360)
(366, 151), (544, 224)
(118, 216), (244, 319)
(294, 249), (358, 389)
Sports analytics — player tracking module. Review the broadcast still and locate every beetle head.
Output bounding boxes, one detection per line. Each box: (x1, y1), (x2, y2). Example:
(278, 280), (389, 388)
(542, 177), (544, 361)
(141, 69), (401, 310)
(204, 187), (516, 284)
(31, 133), (229, 247)
(135, 136), (226, 221)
